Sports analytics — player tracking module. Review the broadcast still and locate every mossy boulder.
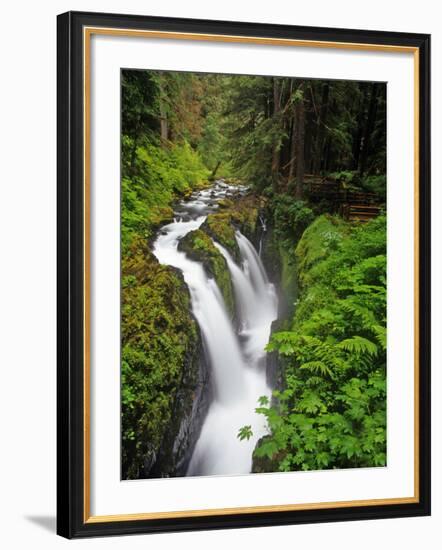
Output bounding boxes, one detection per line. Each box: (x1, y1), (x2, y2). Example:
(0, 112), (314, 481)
(295, 214), (347, 288)
(200, 213), (240, 261)
(178, 229), (235, 317)
(121, 236), (207, 479)
(149, 205), (175, 228)
(217, 198), (235, 209)
(230, 199), (259, 238)
(200, 194), (262, 259)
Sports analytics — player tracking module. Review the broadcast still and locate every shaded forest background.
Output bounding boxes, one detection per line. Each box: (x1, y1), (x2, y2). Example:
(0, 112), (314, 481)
(121, 69), (387, 479)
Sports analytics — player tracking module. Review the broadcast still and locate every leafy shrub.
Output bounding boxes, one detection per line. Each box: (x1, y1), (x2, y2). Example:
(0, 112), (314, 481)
(360, 174), (387, 200)
(121, 138), (209, 251)
(328, 170), (358, 186)
(242, 214), (387, 472)
(272, 194), (315, 246)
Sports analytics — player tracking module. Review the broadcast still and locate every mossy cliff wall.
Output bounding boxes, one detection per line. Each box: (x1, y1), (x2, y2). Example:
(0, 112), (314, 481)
(121, 237), (209, 479)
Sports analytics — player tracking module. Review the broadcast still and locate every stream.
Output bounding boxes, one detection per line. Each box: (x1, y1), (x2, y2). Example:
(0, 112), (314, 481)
(153, 180), (278, 477)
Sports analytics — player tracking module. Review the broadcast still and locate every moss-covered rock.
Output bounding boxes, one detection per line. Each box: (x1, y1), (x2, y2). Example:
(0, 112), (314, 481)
(201, 212), (240, 260)
(229, 198), (260, 238)
(217, 198), (235, 209)
(121, 236), (207, 479)
(178, 229), (235, 317)
(148, 205), (174, 228)
(200, 193), (262, 259)
(295, 214), (347, 288)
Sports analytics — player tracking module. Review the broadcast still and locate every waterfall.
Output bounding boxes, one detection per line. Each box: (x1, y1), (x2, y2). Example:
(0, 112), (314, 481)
(215, 240), (277, 364)
(153, 217), (245, 405)
(152, 182), (278, 477)
(236, 231), (270, 293)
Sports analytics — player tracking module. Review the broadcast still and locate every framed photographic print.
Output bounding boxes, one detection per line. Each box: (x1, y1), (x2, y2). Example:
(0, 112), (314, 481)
(57, 11), (431, 538)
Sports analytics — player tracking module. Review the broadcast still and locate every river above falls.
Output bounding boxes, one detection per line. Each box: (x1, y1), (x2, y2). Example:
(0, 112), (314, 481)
(152, 180), (278, 477)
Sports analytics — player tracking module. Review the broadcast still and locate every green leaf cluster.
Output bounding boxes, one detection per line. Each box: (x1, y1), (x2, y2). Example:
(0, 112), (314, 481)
(251, 214), (387, 472)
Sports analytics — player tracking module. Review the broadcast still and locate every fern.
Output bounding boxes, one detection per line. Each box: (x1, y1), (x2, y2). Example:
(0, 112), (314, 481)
(337, 336), (378, 357)
(300, 361), (334, 378)
(246, 214), (386, 473)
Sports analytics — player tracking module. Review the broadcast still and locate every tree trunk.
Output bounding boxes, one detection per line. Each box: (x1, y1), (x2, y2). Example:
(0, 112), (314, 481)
(294, 89), (305, 200)
(160, 106), (168, 143)
(304, 108), (313, 174)
(359, 83), (379, 176)
(158, 78), (169, 144)
(129, 114), (142, 175)
(288, 114), (296, 185)
(271, 78), (281, 192)
(313, 82), (329, 174)
(211, 161), (221, 179)
(353, 84), (369, 171)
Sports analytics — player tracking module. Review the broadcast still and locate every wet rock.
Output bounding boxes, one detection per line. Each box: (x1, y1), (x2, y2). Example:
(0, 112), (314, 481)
(252, 435), (286, 474)
(178, 229), (235, 318)
(148, 331), (211, 478)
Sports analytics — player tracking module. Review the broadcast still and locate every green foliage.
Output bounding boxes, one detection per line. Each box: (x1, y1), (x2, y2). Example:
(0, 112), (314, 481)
(238, 425), (253, 441)
(327, 171), (386, 200)
(120, 68), (387, 478)
(248, 214), (387, 472)
(202, 213), (239, 258)
(121, 139), (209, 252)
(222, 75), (280, 188)
(196, 76), (233, 175)
(271, 195), (315, 246)
(121, 238), (201, 479)
(121, 70), (212, 478)
(295, 215), (347, 287)
(361, 174), (387, 200)
(328, 170), (357, 186)
(201, 194), (261, 259)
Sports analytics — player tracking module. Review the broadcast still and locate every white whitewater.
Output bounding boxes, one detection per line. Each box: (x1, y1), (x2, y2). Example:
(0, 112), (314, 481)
(152, 181), (278, 477)
(153, 216), (245, 404)
(215, 238), (277, 365)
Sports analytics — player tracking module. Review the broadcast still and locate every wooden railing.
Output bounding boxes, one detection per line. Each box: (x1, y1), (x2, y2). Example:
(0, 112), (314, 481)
(306, 178), (383, 222)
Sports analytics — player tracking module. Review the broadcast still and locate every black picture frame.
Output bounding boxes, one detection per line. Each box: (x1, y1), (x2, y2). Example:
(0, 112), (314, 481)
(57, 10), (431, 539)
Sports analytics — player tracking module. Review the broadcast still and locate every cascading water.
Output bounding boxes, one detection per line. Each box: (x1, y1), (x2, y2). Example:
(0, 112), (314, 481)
(152, 181), (278, 477)
(153, 217), (245, 404)
(258, 215), (267, 257)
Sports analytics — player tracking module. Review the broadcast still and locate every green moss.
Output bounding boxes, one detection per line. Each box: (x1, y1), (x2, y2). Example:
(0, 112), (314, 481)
(295, 214), (347, 288)
(200, 194), (262, 259)
(178, 229), (235, 316)
(279, 244), (298, 315)
(121, 236), (201, 479)
(121, 139), (210, 252)
(201, 213), (239, 259)
(217, 198), (234, 209)
(230, 204), (259, 237)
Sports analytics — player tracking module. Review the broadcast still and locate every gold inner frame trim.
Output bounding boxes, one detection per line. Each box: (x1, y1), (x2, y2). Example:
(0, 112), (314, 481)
(83, 26), (421, 524)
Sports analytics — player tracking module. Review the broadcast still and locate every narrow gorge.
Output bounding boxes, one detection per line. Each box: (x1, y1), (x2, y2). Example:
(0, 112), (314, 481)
(153, 181), (278, 476)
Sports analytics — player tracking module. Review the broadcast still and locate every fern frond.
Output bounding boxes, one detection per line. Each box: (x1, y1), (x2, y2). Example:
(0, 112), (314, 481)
(337, 336), (378, 357)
